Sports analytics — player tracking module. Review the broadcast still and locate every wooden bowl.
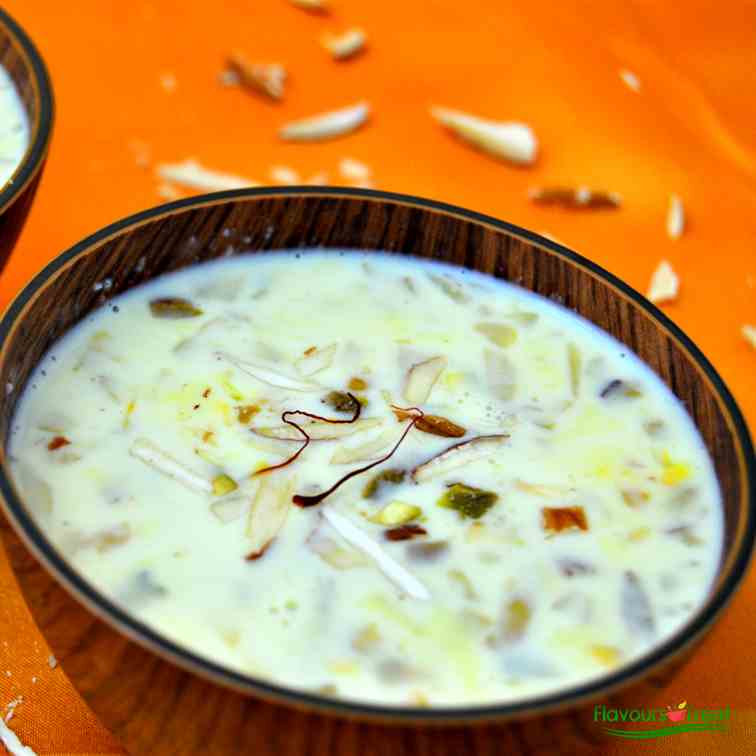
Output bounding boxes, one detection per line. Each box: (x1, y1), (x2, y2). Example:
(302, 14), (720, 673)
(0, 7), (54, 272)
(0, 189), (753, 730)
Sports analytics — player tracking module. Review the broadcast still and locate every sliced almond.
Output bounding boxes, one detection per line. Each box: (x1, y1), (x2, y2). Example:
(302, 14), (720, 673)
(529, 186), (621, 209)
(216, 351), (322, 391)
(294, 343), (337, 376)
(245, 474), (296, 559)
(430, 106), (537, 165)
(321, 507), (431, 600)
(156, 159), (259, 192)
(289, 0), (328, 11)
(411, 434), (510, 483)
(743, 324), (756, 349)
(619, 69), (641, 92)
(280, 102), (369, 142)
(270, 165), (300, 184)
(322, 29), (367, 60)
(253, 417), (382, 441)
(485, 348), (516, 400)
(666, 194), (685, 239)
(330, 428), (397, 464)
(130, 438), (212, 494)
(226, 53), (286, 100)
(339, 157), (370, 181)
(403, 355), (447, 403)
(647, 260), (679, 304)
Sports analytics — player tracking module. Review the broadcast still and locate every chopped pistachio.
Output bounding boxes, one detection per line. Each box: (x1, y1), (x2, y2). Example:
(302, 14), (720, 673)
(352, 623), (381, 652)
(323, 390), (359, 413)
(591, 644), (622, 667)
(502, 598), (531, 642)
(475, 322), (517, 348)
(149, 297), (203, 318)
(212, 473), (238, 497)
(362, 468), (406, 499)
(236, 404), (260, 424)
(438, 483), (498, 519)
(368, 500), (422, 526)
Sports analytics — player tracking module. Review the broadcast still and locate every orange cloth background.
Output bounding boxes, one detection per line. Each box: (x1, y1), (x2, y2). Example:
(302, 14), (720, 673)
(0, 1), (754, 754)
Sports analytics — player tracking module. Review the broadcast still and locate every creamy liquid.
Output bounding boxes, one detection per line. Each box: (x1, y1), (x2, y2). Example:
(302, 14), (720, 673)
(9, 252), (722, 706)
(0, 65), (29, 188)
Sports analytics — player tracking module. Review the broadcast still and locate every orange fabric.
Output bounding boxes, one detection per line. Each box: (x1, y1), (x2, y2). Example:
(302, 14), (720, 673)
(0, 1), (754, 754)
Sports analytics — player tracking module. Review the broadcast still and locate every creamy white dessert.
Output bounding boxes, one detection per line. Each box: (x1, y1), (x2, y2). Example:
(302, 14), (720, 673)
(9, 252), (721, 706)
(0, 65), (29, 188)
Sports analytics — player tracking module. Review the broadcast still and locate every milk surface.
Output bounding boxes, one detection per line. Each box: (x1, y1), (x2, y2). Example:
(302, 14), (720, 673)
(9, 252), (722, 706)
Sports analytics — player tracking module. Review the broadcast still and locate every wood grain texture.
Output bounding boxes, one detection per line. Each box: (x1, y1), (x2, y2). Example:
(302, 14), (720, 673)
(0, 192), (751, 754)
(0, 11), (51, 271)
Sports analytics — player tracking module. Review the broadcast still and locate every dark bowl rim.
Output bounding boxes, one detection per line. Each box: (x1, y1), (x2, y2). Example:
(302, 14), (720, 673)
(0, 187), (754, 724)
(0, 6), (55, 215)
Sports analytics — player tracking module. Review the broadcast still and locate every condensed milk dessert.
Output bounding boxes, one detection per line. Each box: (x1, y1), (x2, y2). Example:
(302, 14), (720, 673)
(0, 65), (29, 188)
(9, 252), (722, 706)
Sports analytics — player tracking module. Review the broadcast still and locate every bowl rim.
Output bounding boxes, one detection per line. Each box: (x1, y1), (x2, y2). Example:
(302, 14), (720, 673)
(0, 187), (754, 724)
(0, 6), (55, 216)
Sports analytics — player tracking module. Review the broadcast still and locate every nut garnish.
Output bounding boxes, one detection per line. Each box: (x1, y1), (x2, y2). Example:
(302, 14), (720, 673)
(647, 260), (679, 304)
(619, 69), (641, 92)
(322, 29), (367, 60)
(226, 52), (286, 100)
(270, 165), (300, 184)
(279, 102), (370, 141)
(289, 0), (329, 12)
(430, 106), (537, 165)
(666, 194), (685, 239)
(156, 159), (259, 192)
(529, 186), (621, 209)
(742, 324), (756, 349)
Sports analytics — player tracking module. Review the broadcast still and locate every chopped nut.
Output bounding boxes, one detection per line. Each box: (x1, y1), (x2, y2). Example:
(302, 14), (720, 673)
(149, 297), (203, 319)
(412, 435), (510, 483)
(237, 405), (259, 424)
(352, 623), (381, 652)
(269, 165), (300, 184)
(667, 194), (685, 239)
(339, 158), (371, 181)
(212, 473), (238, 497)
(322, 28), (367, 60)
(362, 468), (406, 498)
(348, 376), (368, 391)
(430, 106), (537, 165)
(621, 571), (655, 639)
(245, 474), (296, 560)
(280, 102), (370, 141)
(591, 644), (622, 667)
(475, 322), (517, 348)
(323, 390), (359, 413)
(448, 569), (478, 599)
(393, 409), (466, 438)
(289, 0), (328, 11)
(529, 186), (621, 209)
(742, 324), (756, 349)
(226, 52), (286, 100)
(406, 540), (449, 563)
(438, 483), (498, 519)
(647, 260), (679, 304)
(368, 500), (422, 526)
(403, 355), (447, 403)
(156, 159), (259, 192)
(542, 506), (589, 535)
(384, 524), (427, 541)
(567, 343), (581, 397)
(48, 436), (71, 451)
(556, 557), (595, 577)
(621, 488), (650, 508)
(619, 69), (641, 92)
(502, 598), (531, 642)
